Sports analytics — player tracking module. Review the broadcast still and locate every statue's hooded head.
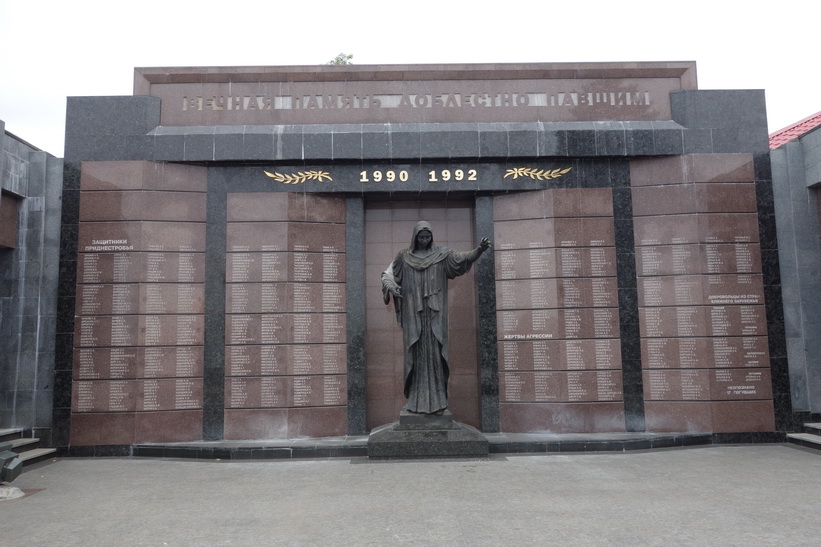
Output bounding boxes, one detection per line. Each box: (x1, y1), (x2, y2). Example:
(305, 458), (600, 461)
(410, 221), (434, 251)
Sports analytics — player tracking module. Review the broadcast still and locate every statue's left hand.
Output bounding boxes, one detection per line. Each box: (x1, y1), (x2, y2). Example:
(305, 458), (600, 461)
(479, 237), (491, 251)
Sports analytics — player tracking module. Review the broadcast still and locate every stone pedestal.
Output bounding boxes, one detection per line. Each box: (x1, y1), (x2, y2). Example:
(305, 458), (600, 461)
(367, 410), (489, 459)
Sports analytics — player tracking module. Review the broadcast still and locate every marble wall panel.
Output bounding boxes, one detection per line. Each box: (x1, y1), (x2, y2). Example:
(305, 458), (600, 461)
(227, 192), (345, 223)
(499, 402), (626, 433)
(225, 283), (345, 313)
(79, 191), (206, 222)
(74, 346), (203, 379)
(225, 344), (346, 376)
(499, 339), (621, 371)
(81, 161), (207, 192)
(134, 410), (203, 443)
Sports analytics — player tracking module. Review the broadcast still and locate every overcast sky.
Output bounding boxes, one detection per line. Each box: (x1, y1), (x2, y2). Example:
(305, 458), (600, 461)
(1, 0), (818, 155)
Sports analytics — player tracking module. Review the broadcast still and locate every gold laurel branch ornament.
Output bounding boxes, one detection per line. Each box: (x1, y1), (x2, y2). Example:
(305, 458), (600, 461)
(503, 167), (572, 181)
(263, 170), (333, 184)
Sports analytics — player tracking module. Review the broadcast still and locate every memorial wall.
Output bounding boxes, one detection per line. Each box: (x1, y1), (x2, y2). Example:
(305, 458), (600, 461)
(55, 62), (787, 450)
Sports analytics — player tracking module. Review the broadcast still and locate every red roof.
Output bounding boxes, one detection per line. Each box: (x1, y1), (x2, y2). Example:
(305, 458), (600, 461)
(769, 111), (821, 149)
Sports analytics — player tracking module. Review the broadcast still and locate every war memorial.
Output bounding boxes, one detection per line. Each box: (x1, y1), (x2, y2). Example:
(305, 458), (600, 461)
(6, 61), (799, 455)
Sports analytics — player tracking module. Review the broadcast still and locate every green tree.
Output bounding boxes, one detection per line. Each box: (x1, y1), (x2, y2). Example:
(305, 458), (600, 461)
(327, 53), (353, 65)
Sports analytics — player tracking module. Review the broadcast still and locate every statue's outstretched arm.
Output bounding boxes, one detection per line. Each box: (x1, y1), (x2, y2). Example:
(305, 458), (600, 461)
(466, 237), (492, 263)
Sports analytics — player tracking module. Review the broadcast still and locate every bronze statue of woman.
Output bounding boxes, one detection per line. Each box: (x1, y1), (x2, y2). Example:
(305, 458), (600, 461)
(381, 221), (490, 415)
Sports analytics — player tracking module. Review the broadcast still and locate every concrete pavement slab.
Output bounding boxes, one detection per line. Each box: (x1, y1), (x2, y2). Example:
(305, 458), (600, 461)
(2, 444), (820, 546)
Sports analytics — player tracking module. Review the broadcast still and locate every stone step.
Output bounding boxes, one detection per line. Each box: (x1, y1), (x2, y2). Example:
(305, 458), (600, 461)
(10, 437), (41, 454)
(0, 431), (57, 470)
(803, 423), (821, 435)
(0, 428), (24, 443)
(787, 432), (821, 451)
(19, 448), (57, 466)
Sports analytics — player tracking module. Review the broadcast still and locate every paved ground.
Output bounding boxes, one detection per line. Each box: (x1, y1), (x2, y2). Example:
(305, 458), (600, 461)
(2, 444), (821, 546)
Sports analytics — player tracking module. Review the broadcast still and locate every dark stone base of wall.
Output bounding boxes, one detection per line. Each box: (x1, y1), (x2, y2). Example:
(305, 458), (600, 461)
(52, 430), (791, 461)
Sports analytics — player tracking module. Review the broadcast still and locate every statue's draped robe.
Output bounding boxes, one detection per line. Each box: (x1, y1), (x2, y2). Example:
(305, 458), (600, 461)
(384, 222), (477, 414)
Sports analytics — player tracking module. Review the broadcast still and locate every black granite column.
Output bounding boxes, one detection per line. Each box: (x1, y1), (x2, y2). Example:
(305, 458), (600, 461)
(53, 161), (81, 450)
(203, 169), (226, 440)
(754, 153), (792, 432)
(346, 197), (367, 435)
(613, 169), (645, 432)
(475, 195), (500, 432)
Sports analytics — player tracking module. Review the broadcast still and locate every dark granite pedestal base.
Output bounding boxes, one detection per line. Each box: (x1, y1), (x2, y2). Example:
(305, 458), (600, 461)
(367, 410), (489, 459)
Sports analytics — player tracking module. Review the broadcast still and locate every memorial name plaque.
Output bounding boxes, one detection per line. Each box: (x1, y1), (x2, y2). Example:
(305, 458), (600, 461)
(631, 155), (774, 433)
(493, 187), (624, 432)
(70, 161), (207, 446)
(224, 193), (348, 438)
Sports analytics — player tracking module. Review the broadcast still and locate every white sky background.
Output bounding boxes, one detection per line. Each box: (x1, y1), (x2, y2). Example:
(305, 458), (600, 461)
(1, 0), (819, 155)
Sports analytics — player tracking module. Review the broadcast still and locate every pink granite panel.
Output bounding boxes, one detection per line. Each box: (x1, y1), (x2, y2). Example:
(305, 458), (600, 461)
(225, 252), (289, 282)
(695, 183), (757, 213)
(81, 162), (145, 191)
(634, 214), (698, 246)
(641, 338), (709, 369)
(224, 409), (289, 440)
(226, 223), (288, 252)
(72, 379), (138, 412)
(644, 401), (712, 432)
(494, 219), (555, 250)
(707, 305), (767, 337)
(80, 191), (205, 222)
(702, 274), (764, 306)
(74, 315), (141, 347)
(632, 184), (696, 216)
(496, 278), (559, 310)
(290, 223), (345, 252)
(635, 245), (701, 276)
(137, 378), (203, 411)
(710, 401), (775, 432)
(702, 244), (761, 274)
(638, 276), (704, 307)
(291, 375), (347, 406)
(141, 222), (206, 252)
(226, 345), (288, 376)
(226, 283), (288, 313)
(140, 346), (203, 378)
(629, 156), (687, 187)
(710, 336), (770, 368)
(142, 192), (207, 222)
(74, 347), (138, 380)
(141, 315), (204, 346)
(226, 314), (346, 345)
(287, 406), (347, 438)
(687, 154), (755, 183)
(70, 413), (136, 445)
(140, 283), (205, 314)
(643, 369), (711, 400)
(495, 248), (557, 279)
(711, 368), (773, 400)
(552, 188), (612, 217)
(142, 161), (207, 192)
(78, 222), (141, 252)
(639, 306), (708, 338)
(76, 283), (139, 315)
(225, 377), (289, 408)
(78, 252), (140, 283)
(499, 402), (626, 433)
(134, 411), (203, 443)
(227, 193), (290, 222)
(698, 213), (759, 244)
(80, 191), (143, 221)
(493, 189), (551, 221)
(288, 193), (345, 222)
